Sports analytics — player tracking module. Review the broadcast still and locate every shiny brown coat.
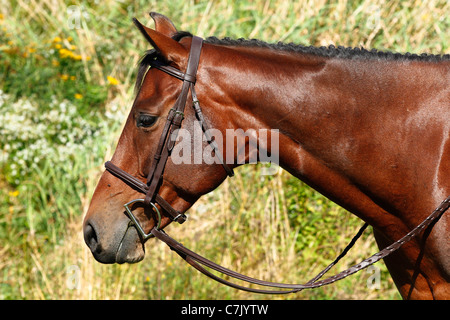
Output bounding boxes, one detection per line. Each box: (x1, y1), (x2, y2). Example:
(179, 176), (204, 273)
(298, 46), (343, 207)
(84, 13), (450, 299)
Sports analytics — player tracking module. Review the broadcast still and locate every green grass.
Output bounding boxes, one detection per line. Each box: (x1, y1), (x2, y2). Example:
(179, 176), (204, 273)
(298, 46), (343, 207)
(1, 0), (448, 300)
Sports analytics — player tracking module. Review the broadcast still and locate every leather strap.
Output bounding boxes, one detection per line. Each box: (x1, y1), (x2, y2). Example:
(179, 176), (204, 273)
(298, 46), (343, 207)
(191, 84), (234, 177)
(150, 196), (449, 294)
(144, 36), (204, 208)
(105, 161), (187, 223)
(105, 35), (232, 226)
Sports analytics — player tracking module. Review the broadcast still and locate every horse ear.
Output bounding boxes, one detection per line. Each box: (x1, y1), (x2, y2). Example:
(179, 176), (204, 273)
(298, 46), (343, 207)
(149, 12), (177, 37)
(133, 17), (187, 65)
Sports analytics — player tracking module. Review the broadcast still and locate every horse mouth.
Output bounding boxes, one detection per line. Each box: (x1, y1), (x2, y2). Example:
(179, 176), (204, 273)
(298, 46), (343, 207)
(115, 223), (146, 264)
(84, 219), (146, 264)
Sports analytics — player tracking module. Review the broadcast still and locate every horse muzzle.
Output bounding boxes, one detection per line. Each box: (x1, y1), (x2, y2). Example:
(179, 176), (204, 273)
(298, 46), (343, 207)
(83, 213), (145, 264)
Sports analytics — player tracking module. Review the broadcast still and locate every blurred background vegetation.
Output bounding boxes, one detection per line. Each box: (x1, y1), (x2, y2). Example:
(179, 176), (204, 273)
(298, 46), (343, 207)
(0, 0), (448, 300)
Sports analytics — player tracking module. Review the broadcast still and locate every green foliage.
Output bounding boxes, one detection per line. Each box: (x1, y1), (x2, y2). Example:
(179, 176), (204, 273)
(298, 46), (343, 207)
(0, 29), (107, 108)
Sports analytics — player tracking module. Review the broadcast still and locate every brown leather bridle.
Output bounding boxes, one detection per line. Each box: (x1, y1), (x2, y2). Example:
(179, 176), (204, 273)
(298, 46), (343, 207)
(106, 36), (233, 235)
(104, 35), (450, 294)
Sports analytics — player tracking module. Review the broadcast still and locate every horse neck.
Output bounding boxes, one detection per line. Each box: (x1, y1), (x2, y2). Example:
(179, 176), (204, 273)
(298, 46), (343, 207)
(202, 43), (449, 222)
(200, 44), (450, 298)
(202, 44), (402, 169)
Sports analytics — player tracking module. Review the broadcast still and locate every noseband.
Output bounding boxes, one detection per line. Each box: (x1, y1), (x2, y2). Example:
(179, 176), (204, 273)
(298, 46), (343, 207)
(104, 36), (450, 294)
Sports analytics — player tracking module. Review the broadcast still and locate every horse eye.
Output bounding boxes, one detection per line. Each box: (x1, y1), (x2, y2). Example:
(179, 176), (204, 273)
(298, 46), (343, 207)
(136, 114), (157, 128)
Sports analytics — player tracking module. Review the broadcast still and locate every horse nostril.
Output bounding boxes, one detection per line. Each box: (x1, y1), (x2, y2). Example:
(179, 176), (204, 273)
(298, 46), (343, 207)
(84, 223), (99, 253)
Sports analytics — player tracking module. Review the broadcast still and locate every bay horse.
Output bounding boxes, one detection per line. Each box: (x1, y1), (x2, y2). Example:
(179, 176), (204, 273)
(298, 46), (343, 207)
(83, 12), (450, 299)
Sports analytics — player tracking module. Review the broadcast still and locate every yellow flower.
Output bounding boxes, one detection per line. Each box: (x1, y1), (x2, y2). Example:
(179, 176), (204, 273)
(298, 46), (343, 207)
(70, 75), (76, 80)
(52, 59), (60, 67)
(60, 74), (69, 80)
(59, 48), (71, 58)
(59, 48), (80, 60)
(74, 93), (83, 99)
(66, 36), (73, 42)
(53, 36), (62, 43)
(54, 43), (62, 49)
(8, 190), (19, 197)
(107, 76), (119, 85)
(0, 13), (4, 20)
(27, 47), (36, 53)
(70, 45), (77, 50)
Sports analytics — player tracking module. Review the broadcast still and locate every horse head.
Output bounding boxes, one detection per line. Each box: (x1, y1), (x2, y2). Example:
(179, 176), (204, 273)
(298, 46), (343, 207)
(83, 13), (254, 263)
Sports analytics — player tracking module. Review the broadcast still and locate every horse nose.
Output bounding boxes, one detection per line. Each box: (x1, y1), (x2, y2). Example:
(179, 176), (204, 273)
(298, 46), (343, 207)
(83, 217), (139, 264)
(83, 222), (99, 254)
(83, 219), (117, 263)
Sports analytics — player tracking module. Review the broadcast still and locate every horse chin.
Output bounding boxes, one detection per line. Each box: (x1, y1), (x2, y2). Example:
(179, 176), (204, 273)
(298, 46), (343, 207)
(115, 226), (146, 264)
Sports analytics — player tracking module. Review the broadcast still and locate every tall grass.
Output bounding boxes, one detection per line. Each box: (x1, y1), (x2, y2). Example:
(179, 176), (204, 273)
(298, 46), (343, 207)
(1, 0), (448, 300)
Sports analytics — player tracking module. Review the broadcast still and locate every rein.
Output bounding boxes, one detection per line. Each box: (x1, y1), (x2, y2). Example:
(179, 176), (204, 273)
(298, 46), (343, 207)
(104, 36), (450, 294)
